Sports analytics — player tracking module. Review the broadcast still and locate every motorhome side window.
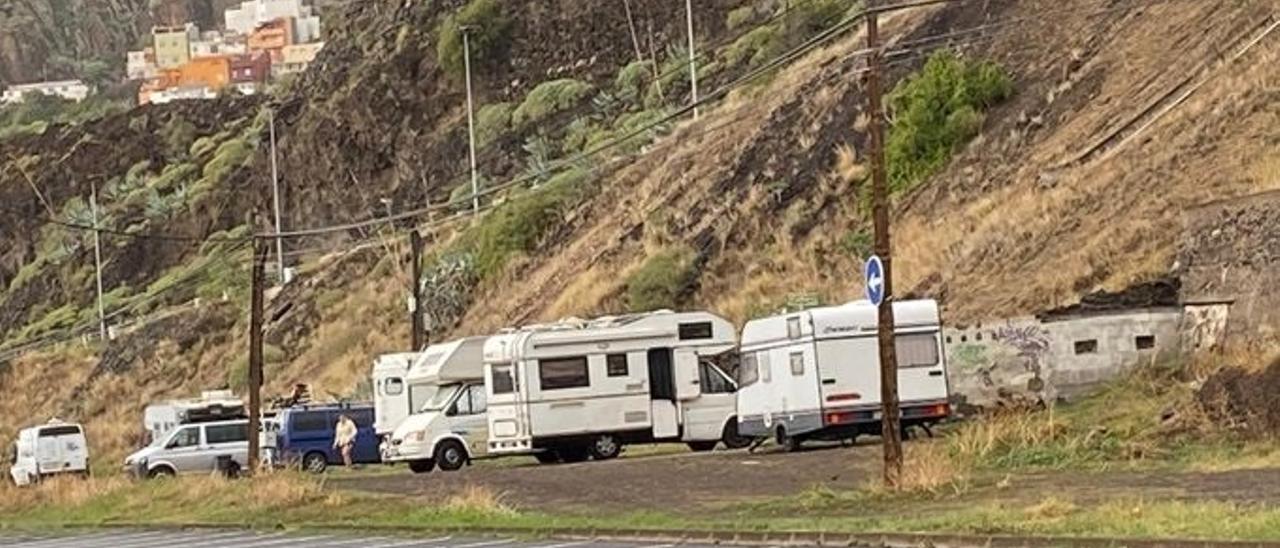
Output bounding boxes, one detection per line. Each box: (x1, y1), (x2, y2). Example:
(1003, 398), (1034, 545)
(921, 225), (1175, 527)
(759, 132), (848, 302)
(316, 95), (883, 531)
(384, 378), (404, 396)
(452, 385), (487, 415)
(678, 322), (714, 340)
(896, 333), (940, 367)
(760, 353), (772, 382)
(539, 357), (590, 390)
(38, 426), (81, 437)
(606, 354), (629, 377)
(205, 423), (248, 444)
(787, 317), (802, 339)
(699, 363), (734, 394)
(739, 353), (760, 387)
(491, 365), (515, 394)
(789, 352), (804, 376)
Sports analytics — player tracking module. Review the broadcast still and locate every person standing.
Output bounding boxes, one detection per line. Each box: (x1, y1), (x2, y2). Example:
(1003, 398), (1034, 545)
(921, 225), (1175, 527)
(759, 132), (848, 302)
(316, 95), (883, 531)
(333, 414), (357, 468)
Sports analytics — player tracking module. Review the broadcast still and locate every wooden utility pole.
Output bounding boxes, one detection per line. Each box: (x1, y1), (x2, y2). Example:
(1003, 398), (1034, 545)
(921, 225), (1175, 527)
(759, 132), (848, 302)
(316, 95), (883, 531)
(409, 230), (425, 350)
(247, 217), (267, 474)
(864, 3), (903, 487)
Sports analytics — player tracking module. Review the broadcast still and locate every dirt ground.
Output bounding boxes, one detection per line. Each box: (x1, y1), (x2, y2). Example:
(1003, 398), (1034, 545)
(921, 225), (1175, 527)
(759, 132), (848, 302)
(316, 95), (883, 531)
(330, 443), (1280, 515)
(330, 443), (881, 514)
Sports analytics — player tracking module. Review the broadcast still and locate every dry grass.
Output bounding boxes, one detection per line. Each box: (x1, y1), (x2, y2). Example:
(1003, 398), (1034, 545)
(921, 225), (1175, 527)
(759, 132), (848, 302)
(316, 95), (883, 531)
(444, 485), (516, 516)
(1024, 496), (1080, 520)
(0, 476), (129, 513)
(866, 442), (969, 495)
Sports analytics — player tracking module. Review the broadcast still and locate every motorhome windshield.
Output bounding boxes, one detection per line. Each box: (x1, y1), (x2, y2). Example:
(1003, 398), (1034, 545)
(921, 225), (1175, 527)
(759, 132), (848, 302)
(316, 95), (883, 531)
(420, 383), (461, 412)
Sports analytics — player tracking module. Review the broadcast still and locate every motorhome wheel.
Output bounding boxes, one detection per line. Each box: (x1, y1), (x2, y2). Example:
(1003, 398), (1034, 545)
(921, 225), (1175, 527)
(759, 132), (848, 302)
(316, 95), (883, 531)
(588, 436), (621, 460)
(435, 440), (467, 471)
(303, 452), (328, 474)
(408, 459), (435, 474)
(721, 421), (752, 450)
(687, 441), (717, 452)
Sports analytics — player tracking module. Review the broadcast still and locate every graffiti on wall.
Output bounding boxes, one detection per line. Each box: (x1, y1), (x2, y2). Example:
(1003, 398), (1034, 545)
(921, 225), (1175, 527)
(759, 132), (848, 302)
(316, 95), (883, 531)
(993, 323), (1051, 392)
(947, 321), (1052, 411)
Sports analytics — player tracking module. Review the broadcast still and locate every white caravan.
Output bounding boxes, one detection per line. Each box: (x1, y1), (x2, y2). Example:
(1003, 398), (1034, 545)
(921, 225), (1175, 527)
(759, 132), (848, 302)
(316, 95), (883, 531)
(485, 311), (749, 463)
(738, 300), (951, 450)
(143, 389), (245, 445)
(8, 419), (89, 486)
(382, 337), (489, 473)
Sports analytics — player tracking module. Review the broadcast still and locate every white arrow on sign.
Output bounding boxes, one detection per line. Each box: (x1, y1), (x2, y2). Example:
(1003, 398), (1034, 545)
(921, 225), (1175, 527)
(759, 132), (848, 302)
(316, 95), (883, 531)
(867, 271), (883, 295)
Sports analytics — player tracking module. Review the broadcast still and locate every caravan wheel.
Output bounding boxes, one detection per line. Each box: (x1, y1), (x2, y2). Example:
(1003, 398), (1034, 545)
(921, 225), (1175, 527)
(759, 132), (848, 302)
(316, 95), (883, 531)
(588, 436), (621, 460)
(408, 459), (436, 474)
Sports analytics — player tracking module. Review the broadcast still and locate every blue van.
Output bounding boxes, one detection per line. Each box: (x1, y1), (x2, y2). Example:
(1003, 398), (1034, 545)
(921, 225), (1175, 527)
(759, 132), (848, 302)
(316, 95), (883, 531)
(276, 403), (380, 473)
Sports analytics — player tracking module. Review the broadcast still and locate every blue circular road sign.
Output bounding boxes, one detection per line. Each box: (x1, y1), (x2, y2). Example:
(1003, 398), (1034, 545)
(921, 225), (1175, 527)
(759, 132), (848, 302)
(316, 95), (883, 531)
(865, 255), (885, 306)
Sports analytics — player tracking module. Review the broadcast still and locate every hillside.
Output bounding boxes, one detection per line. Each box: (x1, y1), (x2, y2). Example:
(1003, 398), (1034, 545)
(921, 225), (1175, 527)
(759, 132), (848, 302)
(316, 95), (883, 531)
(0, 0), (1276, 469)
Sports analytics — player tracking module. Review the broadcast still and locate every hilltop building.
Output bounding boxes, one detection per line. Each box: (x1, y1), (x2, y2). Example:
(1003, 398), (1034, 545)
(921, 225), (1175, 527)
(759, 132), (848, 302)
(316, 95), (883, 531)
(225, 0), (321, 43)
(1, 80), (91, 104)
(153, 24), (200, 69)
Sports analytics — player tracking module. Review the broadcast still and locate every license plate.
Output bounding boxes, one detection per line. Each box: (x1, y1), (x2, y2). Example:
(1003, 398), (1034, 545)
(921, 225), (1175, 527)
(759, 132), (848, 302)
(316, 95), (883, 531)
(872, 411), (883, 420)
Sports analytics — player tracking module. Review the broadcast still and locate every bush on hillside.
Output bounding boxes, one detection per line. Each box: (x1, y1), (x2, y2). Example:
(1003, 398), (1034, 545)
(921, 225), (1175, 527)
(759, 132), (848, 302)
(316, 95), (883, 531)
(615, 60), (656, 104)
(436, 0), (512, 80)
(626, 247), (699, 312)
(723, 25), (785, 70)
(475, 102), (513, 148)
(461, 167), (591, 279)
(512, 79), (595, 129)
(886, 51), (1012, 192)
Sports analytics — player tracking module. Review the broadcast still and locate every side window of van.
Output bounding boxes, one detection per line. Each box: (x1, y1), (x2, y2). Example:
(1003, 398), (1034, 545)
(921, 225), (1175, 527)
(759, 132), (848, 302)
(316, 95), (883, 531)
(169, 426), (201, 449)
(292, 412), (330, 433)
(789, 352), (805, 376)
(453, 385), (487, 416)
(206, 423), (248, 445)
(700, 363), (734, 394)
(760, 353), (773, 383)
(739, 353), (759, 387)
(351, 409), (375, 428)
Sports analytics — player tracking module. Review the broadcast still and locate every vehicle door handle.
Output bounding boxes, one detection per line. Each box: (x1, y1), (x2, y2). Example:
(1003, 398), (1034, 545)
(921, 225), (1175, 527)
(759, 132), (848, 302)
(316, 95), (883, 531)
(928, 371), (944, 377)
(822, 379), (836, 385)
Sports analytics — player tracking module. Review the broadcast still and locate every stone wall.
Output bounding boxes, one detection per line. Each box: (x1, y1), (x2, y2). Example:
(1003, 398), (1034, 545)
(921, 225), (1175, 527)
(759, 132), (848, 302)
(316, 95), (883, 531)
(1177, 190), (1280, 349)
(943, 308), (1183, 410)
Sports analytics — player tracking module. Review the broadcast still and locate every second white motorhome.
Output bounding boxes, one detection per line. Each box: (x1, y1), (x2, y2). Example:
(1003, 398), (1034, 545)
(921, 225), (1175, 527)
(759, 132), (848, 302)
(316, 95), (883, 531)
(737, 300), (951, 450)
(371, 352), (418, 439)
(381, 337), (489, 472)
(485, 311), (750, 464)
(143, 390), (245, 445)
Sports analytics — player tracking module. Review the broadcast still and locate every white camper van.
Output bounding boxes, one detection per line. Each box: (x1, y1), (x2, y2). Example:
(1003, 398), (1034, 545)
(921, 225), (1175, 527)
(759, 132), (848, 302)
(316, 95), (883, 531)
(382, 337), (489, 473)
(8, 419), (89, 486)
(738, 300), (951, 450)
(485, 311), (749, 463)
(372, 352), (418, 439)
(143, 389), (245, 445)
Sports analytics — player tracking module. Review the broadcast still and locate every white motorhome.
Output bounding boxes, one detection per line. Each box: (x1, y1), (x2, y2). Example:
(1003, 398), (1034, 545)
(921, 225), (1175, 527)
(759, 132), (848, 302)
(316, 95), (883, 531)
(382, 337), (489, 473)
(738, 300), (951, 450)
(8, 419), (89, 486)
(143, 389), (245, 445)
(485, 311), (750, 463)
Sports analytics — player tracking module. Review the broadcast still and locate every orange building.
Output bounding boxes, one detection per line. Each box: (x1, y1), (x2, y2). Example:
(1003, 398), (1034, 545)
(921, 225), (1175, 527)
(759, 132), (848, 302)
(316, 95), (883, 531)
(247, 18), (295, 63)
(178, 55), (232, 89)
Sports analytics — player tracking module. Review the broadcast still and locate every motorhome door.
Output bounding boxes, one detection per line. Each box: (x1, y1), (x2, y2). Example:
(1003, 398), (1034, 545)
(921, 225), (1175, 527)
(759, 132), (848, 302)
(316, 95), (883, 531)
(647, 349), (679, 439)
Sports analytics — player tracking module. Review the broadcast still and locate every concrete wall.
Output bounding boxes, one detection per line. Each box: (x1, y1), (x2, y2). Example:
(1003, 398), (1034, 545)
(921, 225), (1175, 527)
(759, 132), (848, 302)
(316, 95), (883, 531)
(1177, 190), (1280, 350)
(943, 307), (1183, 410)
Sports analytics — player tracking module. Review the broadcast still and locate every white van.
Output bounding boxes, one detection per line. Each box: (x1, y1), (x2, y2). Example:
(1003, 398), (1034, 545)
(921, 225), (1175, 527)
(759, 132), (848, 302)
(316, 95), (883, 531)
(124, 419), (253, 478)
(485, 311), (749, 463)
(8, 420), (89, 486)
(737, 300), (951, 450)
(382, 337), (489, 473)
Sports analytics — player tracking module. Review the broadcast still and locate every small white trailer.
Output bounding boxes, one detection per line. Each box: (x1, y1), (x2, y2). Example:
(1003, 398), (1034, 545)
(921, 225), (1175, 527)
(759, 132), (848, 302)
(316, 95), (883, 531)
(737, 299), (951, 450)
(143, 390), (245, 445)
(381, 337), (489, 471)
(485, 311), (749, 463)
(8, 419), (89, 486)
(372, 353), (418, 439)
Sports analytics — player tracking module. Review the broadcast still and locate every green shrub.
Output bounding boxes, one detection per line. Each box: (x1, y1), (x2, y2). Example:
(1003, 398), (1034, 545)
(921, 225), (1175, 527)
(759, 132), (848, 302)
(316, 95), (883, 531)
(625, 247), (699, 312)
(522, 134), (559, 181)
(190, 131), (231, 159)
(161, 118), (198, 159)
(886, 51), (1012, 191)
(148, 163), (198, 192)
(723, 24), (784, 69)
(838, 229), (873, 259)
(512, 79), (595, 129)
(727, 5), (760, 30)
(563, 116), (599, 154)
(475, 102), (513, 148)
(615, 60), (655, 104)
(16, 304), (79, 341)
(436, 0), (512, 80)
(461, 167), (591, 279)
(192, 137), (253, 199)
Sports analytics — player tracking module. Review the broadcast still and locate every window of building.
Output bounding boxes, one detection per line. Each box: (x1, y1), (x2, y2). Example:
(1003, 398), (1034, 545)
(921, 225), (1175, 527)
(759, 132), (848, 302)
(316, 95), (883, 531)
(607, 354), (629, 377)
(1135, 335), (1156, 350)
(945, 335), (952, 344)
(491, 365), (515, 394)
(678, 322), (714, 340)
(205, 423), (248, 445)
(896, 334), (940, 368)
(960, 335), (968, 343)
(787, 317), (802, 340)
(384, 378), (404, 396)
(291, 412), (329, 433)
(976, 332), (983, 341)
(168, 426), (200, 448)
(790, 352), (805, 376)
(1074, 339), (1099, 355)
(539, 357), (590, 390)
(739, 353), (760, 387)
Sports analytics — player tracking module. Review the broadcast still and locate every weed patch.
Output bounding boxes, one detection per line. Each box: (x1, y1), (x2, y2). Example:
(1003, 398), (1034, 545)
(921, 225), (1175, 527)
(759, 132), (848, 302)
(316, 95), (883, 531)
(513, 79), (595, 129)
(625, 247), (699, 312)
(436, 0), (512, 80)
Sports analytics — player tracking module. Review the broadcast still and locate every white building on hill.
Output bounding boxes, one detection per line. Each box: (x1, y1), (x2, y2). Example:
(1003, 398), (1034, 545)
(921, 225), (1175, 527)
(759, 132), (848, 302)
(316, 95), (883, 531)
(2, 80), (91, 104)
(225, 0), (322, 43)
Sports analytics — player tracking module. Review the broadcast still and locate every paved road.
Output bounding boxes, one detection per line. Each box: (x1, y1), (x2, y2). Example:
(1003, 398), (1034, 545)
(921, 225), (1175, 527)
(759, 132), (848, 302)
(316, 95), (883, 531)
(0, 530), (711, 548)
